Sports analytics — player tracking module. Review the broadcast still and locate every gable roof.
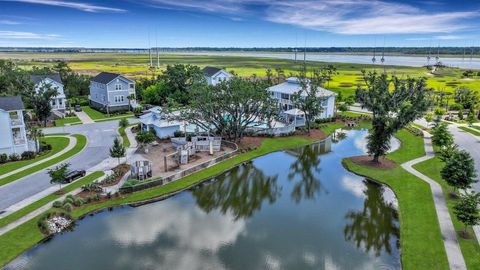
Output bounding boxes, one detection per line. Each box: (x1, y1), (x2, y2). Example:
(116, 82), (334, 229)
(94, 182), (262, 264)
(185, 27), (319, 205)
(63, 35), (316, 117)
(202, 66), (223, 77)
(91, 72), (133, 84)
(29, 74), (63, 85)
(0, 96), (24, 111)
(267, 77), (336, 98)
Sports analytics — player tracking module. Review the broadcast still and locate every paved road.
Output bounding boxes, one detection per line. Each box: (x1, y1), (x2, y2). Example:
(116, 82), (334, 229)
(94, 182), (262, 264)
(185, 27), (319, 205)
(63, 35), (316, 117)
(448, 125), (480, 192)
(0, 119), (138, 211)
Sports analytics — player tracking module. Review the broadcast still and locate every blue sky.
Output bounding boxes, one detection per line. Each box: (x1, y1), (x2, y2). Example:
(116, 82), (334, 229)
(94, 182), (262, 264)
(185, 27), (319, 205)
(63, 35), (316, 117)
(0, 0), (479, 48)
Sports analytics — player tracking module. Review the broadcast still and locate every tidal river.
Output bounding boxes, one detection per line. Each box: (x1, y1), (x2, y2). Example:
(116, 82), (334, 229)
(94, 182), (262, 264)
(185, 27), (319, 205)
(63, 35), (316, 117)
(4, 129), (401, 270)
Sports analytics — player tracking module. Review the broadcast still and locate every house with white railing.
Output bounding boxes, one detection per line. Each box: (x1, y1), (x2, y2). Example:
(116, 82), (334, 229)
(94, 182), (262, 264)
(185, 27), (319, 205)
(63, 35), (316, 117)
(0, 96), (35, 155)
(30, 74), (66, 115)
(267, 77), (336, 127)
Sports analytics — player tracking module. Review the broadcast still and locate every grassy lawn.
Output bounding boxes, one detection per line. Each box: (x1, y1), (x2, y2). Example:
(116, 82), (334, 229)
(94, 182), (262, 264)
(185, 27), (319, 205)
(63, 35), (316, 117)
(81, 106), (133, 121)
(342, 130), (450, 270)
(0, 137), (69, 177)
(459, 126), (480, 136)
(469, 125), (480, 131)
(413, 156), (480, 270)
(55, 116), (81, 127)
(0, 123), (341, 268)
(0, 135), (87, 187)
(0, 171), (104, 228)
(337, 111), (371, 117)
(118, 123), (136, 148)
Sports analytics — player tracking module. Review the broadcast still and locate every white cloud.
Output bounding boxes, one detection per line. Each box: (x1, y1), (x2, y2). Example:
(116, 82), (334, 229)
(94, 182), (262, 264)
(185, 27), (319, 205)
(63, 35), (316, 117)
(138, 0), (478, 35)
(0, 31), (60, 39)
(265, 1), (477, 35)
(5, 0), (126, 13)
(0, 19), (21, 25)
(435, 35), (465, 40)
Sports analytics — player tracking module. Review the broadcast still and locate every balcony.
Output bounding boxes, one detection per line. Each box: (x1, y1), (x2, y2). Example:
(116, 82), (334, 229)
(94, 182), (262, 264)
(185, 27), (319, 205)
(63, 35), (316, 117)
(10, 118), (23, 126)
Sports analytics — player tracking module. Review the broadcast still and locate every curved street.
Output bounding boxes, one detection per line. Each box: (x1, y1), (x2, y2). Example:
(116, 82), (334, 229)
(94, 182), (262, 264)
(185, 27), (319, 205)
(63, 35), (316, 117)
(0, 119), (137, 212)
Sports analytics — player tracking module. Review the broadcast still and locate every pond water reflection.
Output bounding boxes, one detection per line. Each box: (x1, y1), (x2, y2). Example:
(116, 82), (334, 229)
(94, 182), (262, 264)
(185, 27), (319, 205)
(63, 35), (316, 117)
(4, 129), (401, 270)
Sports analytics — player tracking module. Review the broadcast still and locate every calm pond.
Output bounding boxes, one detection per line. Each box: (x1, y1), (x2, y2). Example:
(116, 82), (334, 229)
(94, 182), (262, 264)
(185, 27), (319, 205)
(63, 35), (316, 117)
(5, 129), (401, 270)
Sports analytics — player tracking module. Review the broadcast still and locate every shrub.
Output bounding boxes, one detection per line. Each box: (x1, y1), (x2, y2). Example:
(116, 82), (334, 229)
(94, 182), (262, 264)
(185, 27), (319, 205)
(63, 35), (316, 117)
(119, 118), (129, 128)
(0, 153), (8, 164)
(63, 202), (73, 212)
(8, 153), (20, 162)
(40, 141), (52, 152)
(52, 201), (63, 208)
(173, 130), (185, 137)
(21, 151), (35, 160)
(73, 197), (84, 207)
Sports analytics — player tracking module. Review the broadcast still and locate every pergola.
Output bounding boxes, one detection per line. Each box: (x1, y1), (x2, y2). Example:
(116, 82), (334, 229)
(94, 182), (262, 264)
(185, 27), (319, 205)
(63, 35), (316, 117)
(284, 108), (306, 127)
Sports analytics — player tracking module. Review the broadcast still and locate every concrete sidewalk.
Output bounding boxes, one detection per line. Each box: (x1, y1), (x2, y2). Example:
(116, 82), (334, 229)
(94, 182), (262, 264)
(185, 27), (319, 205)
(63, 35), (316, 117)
(401, 131), (467, 270)
(74, 110), (94, 124)
(125, 126), (138, 148)
(0, 172), (106, 236)
(0, 136), (76, 181)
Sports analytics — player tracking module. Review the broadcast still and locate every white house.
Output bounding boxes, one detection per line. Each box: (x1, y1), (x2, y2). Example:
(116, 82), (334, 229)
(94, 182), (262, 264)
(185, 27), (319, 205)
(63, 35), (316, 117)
(202, 66), (233, 86)
(0, 96), (35, 155)
(139, 108), (182, 139)
(30, 74), (66, 114)
(267, 77), (336, 127)
(89, 72), (137, 113)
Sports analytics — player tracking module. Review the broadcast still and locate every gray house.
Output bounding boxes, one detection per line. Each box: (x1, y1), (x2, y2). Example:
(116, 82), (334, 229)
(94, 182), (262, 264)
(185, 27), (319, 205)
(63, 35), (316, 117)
(89, 72), (137, 112)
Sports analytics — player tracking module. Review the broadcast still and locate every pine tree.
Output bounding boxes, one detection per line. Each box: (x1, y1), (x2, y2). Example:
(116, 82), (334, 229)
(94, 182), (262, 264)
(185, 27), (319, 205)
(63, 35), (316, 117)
(110, 137), (126, 164)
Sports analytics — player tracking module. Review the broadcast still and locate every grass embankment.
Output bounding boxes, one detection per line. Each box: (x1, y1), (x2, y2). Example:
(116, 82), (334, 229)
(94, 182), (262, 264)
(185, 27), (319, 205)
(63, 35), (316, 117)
(0, 137), (69, 177)
(0, 135), (87, 187)
(459, 126), (480, 136)
(414, 156), (480, 270)
(342, 130), (450, 270)
(0, 124), (340, 268)
(0, 172), (104, 267)
(81, 106), (133, 122)
(0, 171), (104, 228)
(55, 116), (81, 126)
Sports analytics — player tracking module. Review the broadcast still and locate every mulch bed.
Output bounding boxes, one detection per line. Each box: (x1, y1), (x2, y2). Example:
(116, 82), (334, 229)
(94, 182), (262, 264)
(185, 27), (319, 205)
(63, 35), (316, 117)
(348, 155), (396, 169)
(238, 137), (265, 149)
(296, 129), (327, 140)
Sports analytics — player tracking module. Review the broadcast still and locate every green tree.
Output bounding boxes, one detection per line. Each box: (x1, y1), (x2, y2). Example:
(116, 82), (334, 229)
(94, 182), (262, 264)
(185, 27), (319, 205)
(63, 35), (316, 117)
(142, 81), (168, 105)
(27, 125), (44, 152)
(454, 87), (479, 111)
(431, 122), (453, 148)
(119, 118), (129, 129)
(48, 163), (70, 189)
(355, 71), (431, 162)
(186, 77), (276, 141)
(441, 150), (478, 192)
(0, 60), (33, 101)
(160, 64), (205, 105)
(291, 70), (328, 133)
(30, 83), (58, 126)
(320, 64), (338, 87)
(135, 130), (156, 148)
(467, 107), (476, 126)
(109, 137), (126, 164)
(454, 192), (480, 236)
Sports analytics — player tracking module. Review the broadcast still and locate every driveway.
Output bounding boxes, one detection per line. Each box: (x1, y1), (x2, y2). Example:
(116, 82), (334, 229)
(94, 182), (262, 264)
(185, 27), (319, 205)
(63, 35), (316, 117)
(0, 118), (138, 211)
(74, 110), (94, 124)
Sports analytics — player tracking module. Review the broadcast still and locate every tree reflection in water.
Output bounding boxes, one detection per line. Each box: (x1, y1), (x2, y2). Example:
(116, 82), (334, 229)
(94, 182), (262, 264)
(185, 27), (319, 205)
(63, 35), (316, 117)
(191, 163), (280, 220)
(343, 180), (400, 256)
(287, 141), (327, 203)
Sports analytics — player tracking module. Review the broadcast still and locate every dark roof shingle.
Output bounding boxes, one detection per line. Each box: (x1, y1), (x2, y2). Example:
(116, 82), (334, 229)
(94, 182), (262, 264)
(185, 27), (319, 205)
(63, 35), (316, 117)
(202, 66), (222, 77)
(91, 72), (122, 84)
(29, 74), (63, 85)
(0, 96), (24, 111)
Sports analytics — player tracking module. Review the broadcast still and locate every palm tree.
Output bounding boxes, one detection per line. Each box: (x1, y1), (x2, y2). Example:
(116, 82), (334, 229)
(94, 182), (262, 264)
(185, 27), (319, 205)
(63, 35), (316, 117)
(27, 125), (44, 152)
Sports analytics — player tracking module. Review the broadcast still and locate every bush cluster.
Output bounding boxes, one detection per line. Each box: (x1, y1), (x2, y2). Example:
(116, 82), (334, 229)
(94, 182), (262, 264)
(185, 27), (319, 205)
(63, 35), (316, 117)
(37, 211), (72, 235)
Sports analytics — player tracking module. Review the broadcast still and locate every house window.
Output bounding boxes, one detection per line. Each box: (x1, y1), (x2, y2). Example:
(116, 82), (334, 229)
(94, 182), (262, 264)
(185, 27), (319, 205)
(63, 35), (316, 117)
(115, 84), (122, 90)
(129, 83), (134, 89)
(59, 99), (62, 105)
(281, 93), (290, 100)
(52, 99), (56, 106)
(114, 95), (124, 103)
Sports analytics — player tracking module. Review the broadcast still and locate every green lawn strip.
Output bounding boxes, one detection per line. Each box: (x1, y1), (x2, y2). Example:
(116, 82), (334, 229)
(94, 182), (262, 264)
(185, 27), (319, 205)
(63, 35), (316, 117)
(343, 130), (450, 270)
(118, 123), (136, 148)
(0, 135), (87, 187)
(81, 106), (133, 121)
(0, 125), (341, 268)
(413, 156), (480, 270)
(0, 171), (104, 229)
(44, 133), (70, 136)
(55, 116), (82, 127)
(0, 137), (69, 176)
(459, 126), (480, 136)
(337, 111), (371, 117)
(470, 125), (480, 131)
